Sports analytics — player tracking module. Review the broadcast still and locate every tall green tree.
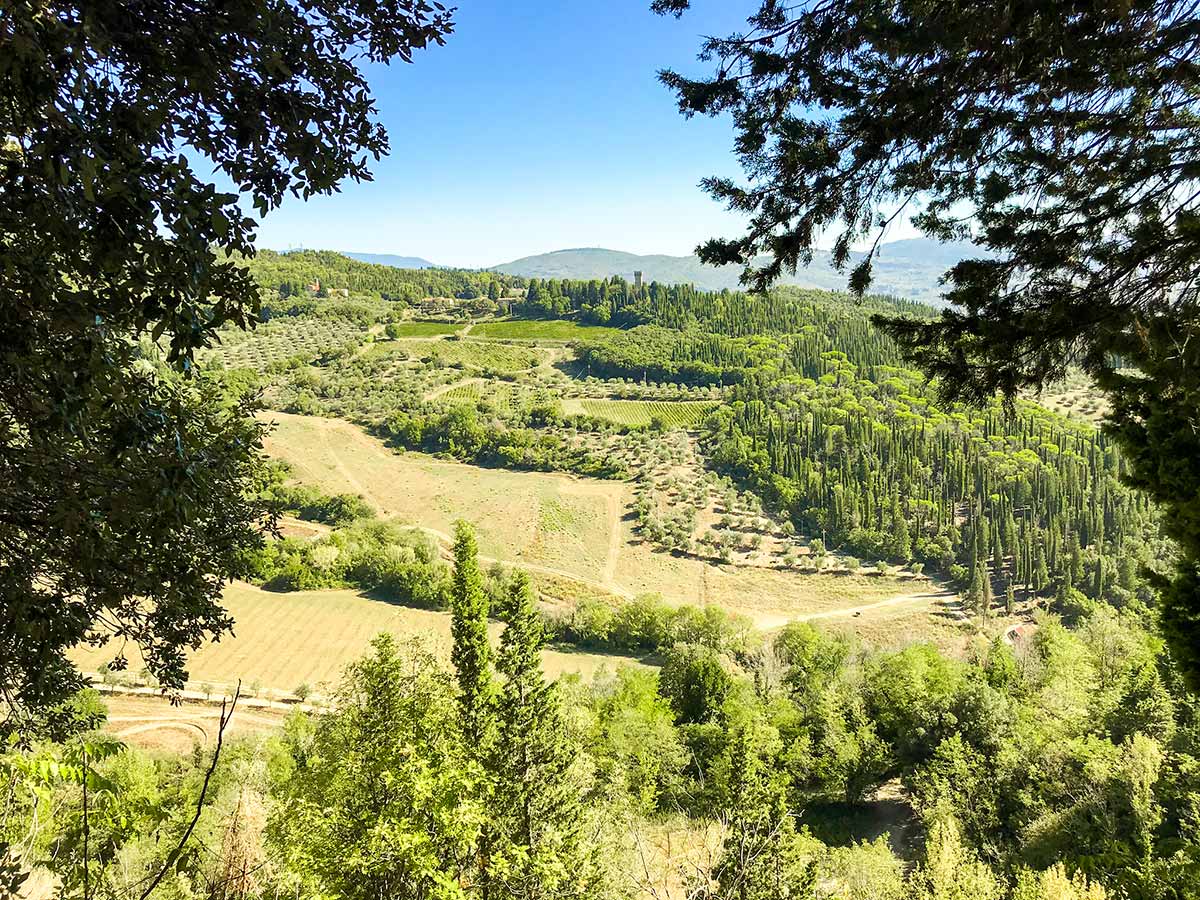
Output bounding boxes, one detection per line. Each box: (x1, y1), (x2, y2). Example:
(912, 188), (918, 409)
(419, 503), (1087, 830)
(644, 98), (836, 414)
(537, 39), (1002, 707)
(0, 0), (454, 719)
(450, 521), (497, 900)
(451, 521), (496, 752)
(976, 563), (994, 619)
(267, 634), (480, 900)
(659, 643), (733, 725)
(890, 495), (912, 563)
(494, 571), (599, 900)
(709, 727), (815, 900)
(655, 0), (1200, 686)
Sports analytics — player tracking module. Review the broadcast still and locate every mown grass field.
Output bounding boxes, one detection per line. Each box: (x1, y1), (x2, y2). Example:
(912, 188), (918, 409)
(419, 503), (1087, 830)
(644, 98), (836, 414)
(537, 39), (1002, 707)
(367, 338), (543, 372)
(71, 581), (648, 694)
(261, 412), (618, 582)
(562, 399), (718, 428)
(470, 319), (623, 341)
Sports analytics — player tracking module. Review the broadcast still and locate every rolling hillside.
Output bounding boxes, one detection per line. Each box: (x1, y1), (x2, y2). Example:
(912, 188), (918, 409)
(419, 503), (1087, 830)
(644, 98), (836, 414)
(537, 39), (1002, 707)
(491, 238), (986, 303)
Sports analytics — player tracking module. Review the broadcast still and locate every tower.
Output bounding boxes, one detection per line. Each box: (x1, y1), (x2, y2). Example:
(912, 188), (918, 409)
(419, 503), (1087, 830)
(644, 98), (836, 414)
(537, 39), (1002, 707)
(633, 270), (643, 293)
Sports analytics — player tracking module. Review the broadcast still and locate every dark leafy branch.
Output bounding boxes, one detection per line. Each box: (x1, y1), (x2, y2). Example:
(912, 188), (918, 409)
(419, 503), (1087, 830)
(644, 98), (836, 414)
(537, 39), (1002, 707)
(657, 0), (1200, 687)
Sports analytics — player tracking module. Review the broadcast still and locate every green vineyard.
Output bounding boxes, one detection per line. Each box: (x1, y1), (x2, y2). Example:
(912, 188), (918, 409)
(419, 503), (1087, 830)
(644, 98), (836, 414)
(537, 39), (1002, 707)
(439, 383), (483, 404)
(385, 321), (464, 337)
(368, 339), (543, 372)
(566, 399), (718, 428)
(437, 380), (526, 413)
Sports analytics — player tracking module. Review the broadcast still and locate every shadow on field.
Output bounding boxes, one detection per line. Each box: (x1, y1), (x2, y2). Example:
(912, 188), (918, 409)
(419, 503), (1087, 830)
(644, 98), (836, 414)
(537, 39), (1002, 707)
(799, 788), (920, 860)
(546, 642), (661, 669)
(553, 358), (588, 380)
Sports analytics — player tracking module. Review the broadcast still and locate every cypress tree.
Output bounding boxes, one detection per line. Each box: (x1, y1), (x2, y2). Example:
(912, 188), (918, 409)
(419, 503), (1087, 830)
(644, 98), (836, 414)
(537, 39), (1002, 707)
(451, 520), (496, 750)
(494, 571), (596, 900)
(980, 564), (993, 618)
(1066, 533), (1083, 588)
(451, 521), (498, 900)
(1033, 543), (1050, 594)
(716, 727), (815, 900)
(890, 494), (912, 562)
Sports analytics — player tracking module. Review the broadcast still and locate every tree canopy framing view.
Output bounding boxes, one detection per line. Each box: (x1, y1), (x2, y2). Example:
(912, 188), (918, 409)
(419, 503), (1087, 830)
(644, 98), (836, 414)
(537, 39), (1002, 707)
(655, 0), (1200, 687)
(3, 1), (1200, 899)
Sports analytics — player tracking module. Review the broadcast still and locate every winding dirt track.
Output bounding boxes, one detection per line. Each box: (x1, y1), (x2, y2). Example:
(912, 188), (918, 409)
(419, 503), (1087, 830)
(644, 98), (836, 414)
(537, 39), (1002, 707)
(748, 589), (958, 630)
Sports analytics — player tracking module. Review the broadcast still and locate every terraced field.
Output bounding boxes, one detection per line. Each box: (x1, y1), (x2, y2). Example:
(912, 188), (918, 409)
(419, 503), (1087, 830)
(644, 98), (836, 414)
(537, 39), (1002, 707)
(563, 399), (718, 428)
(203, 317), (368, 368)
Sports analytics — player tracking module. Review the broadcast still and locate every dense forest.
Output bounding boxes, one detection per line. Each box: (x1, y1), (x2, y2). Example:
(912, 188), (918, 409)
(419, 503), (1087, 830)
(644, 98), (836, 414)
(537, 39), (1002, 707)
(518, 274), (933, 332)
(554, 287), (1166, 616)
(244, 249), (522, 306)
(704, 366), (1162, 616)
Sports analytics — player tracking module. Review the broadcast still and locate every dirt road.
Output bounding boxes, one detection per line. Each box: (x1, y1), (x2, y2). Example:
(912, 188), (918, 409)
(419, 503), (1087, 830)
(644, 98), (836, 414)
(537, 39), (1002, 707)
(748, 589), (957, 630)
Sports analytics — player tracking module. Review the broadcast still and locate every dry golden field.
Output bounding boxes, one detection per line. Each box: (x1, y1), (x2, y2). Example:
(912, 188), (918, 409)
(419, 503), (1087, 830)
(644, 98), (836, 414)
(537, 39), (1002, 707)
(71, 581), (649, 697)
(262, 411), (619, 585)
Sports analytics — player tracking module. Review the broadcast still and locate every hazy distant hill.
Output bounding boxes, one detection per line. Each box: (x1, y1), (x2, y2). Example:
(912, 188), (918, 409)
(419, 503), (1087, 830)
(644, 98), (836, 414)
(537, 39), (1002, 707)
(345, 251), (438, 269)
(492, 238), (985, 303)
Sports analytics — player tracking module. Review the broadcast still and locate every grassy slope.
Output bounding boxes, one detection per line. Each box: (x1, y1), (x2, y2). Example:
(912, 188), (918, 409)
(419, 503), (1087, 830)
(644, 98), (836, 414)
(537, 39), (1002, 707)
(261, 411), (617, 582)
(364, 338), (544, 372)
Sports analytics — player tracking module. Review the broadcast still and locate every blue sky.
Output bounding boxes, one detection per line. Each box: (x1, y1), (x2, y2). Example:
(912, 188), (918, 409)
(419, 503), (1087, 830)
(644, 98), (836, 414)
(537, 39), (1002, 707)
(252, 1), (771, 267)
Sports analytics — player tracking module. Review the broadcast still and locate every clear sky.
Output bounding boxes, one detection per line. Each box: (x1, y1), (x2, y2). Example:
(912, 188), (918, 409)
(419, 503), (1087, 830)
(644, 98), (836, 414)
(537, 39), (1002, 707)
(251, 1), (776, 268)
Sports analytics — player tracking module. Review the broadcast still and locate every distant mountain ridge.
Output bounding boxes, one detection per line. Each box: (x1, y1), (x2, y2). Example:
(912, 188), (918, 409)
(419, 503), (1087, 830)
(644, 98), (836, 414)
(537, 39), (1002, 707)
(344, 251), (438, 270)
(491, 238), (984, 303)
